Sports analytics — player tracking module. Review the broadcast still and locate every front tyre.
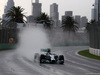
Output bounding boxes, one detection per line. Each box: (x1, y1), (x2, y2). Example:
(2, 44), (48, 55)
(58, 55), (64, 64)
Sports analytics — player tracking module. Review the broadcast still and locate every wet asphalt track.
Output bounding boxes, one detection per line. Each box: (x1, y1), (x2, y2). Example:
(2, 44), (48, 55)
(0, 46), (100, 75)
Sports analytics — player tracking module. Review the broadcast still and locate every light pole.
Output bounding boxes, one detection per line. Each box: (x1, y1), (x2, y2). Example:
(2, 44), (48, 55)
(98, 0), (99, 21)
(31, 0), (33, 15)
(98, 0), (100, 49)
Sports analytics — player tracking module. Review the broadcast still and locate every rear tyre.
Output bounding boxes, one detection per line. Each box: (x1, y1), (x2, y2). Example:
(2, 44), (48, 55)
(40, 54), (45, 63)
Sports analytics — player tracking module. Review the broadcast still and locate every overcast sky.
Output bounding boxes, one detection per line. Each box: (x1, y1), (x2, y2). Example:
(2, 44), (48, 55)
(0, 0), (94, 20)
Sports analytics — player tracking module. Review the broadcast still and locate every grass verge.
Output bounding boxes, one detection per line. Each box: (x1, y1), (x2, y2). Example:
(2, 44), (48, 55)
(78, 49), (100, 60)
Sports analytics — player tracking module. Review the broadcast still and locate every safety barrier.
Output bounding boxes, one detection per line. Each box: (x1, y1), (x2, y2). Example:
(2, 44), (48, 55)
(53, 43), (89, 46)
(0, 44), (16, 50)
(87, 22), (100, 56)
(89, 48), (100, 56)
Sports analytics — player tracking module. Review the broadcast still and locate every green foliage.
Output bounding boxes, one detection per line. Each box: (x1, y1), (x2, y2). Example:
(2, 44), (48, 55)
(87, 20), (96, 25)
(62, 16), (78, 32)
(5, 6), (27, 23)
(35, 12), (53, 29)
(86, 20), (96, 32)
(78, 50), (100, 60)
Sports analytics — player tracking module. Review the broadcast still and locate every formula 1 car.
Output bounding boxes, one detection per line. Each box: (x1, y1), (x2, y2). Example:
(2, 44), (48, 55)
(34, 48), (64, 64)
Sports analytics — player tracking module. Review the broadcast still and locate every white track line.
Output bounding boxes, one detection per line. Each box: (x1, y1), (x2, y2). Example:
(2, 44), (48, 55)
(86, 73), (100, 75)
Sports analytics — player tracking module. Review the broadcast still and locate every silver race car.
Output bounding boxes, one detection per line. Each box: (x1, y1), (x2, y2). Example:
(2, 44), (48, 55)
(34, 48), (64, 64)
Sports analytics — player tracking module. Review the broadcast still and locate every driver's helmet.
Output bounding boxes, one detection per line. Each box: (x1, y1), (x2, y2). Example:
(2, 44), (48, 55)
(47, 48), (51, 53)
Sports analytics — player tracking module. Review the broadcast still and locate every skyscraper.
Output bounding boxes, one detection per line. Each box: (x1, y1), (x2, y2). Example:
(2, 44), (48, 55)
(80, 16), (88, 28)
(50, 3), (59, 27)
(27, 0), (42, 23)
(92, 0), (100, 21)
(74, 15), (81, 28)
(32, 0), (42, 18)
(65, 11), (73, 17)
(91, 8), (96, 20)
(3, 0), (14, 20)
(62, 11), (73, 21)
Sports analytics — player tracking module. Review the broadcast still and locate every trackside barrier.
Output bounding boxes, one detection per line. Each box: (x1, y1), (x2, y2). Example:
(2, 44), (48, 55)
(53, 43), (89, 46)
(89, 48), (100, 56)
(87, 22), (100, 56)
(0, 44), (16, 50)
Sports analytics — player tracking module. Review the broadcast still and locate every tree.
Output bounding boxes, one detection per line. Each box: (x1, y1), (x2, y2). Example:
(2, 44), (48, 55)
(87, 20), (96, 25)
(35, 12), (53, 29)
(0, 17), (2, 26)
(5, 6), (27, 23)
(86, 20), (96, 32)
(62, 16), (78, 32)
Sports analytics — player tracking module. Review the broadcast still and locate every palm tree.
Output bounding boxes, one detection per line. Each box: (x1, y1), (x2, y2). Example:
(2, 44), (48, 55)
(35, 12), (53, 29)
(86, 20), (96, 32)
(5, 6), (26, 23)
(87, 20), (96, 25)
(62, 16), (78, 32)
(0, 17), (1, 22)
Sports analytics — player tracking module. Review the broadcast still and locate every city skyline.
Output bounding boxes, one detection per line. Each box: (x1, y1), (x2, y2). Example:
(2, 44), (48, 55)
(0, 0), (94, 20)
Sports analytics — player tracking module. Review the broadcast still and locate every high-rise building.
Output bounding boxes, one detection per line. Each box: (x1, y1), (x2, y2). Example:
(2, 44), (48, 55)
(28, 0), (42, 23)
(3, 0), (15, 20)
(80, 16), (88, 28)
(62, 11), (73, 21)
(91, 8), (96, 20)
(92, 0), (100, 21)
(32, 0), (42, 18)
(50, 3), (59, 27)
(74, 15), (81, 28)
(35, 0), (39, 3)
(65, 11), (73, 17)
(27, 15), (35, 23)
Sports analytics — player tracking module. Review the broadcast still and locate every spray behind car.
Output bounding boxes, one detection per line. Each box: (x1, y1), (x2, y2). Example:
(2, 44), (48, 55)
(16, 27), (51, 61)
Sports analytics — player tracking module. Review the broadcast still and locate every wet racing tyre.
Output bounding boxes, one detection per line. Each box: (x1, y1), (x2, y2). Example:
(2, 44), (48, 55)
(58, 55), (64, 64)
(40, 54), (45, 63)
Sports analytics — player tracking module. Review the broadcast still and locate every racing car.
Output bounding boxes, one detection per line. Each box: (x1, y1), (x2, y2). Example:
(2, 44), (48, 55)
(34, 48), (64, 64)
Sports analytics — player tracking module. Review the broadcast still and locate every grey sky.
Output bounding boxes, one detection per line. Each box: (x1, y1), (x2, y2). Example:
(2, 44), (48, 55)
(0, 0), (94, 20)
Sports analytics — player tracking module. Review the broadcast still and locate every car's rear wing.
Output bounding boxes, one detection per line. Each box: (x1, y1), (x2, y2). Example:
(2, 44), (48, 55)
(41, 49), (49, 52)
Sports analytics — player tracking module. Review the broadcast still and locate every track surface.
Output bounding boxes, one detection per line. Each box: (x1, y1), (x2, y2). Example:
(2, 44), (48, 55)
(0, 46), (100, 75)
